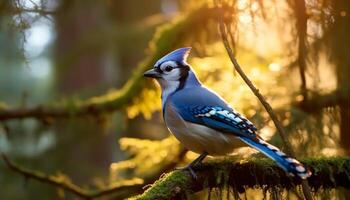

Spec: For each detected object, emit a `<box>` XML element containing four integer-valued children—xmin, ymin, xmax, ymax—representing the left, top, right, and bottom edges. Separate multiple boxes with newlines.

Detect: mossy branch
<box><xmin>0</xmin><ymin>4</ymin><xmax>230</xmax><ymax>122</ymax></box>
<box><xmin>131</xmin><ymin>157</ymin><xmax>350</xmax><ymax>200</ymax></box>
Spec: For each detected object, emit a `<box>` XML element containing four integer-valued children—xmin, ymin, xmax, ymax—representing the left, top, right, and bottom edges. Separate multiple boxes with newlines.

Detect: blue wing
<box><xmin>169</xmin><ymin>86</ymin><xmax>258</xmax><ymax>140</ymax></box>
<box><xmin>181</xmin><ymin>105</ymin><xmax>258</xmax><ymax>139</ymax></box>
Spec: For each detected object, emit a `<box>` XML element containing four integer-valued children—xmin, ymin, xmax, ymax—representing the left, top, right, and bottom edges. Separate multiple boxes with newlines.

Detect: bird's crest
<box><xmin>155</xmin><ymin>47</ymin><xmax>191</xmax><ymax>66</ymax></box>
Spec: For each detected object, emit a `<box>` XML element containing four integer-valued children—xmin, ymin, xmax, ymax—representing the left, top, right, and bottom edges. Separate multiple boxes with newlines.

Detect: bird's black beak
<box><xmin>143</xmin><ymin>69</ymin><xmax>161</xmax><ymax>78</ymax></box>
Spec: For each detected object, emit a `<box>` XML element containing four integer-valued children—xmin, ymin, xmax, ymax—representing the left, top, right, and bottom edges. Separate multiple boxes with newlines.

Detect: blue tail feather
<box><xmin>239</xmin><ymin>136</ymin><xmax>311</xmax><ymax>179</ymax></box>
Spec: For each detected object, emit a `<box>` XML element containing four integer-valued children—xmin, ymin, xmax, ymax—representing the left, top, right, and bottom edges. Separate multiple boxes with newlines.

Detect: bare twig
<box><xmin>215</xmin><ymin>2</ymin><xmax>313</xmax><ymax>199</ymax></box>
<box><xmin>1</xmin><ymin>154</ymin><xmax>143</xmax><ymax>199</ymax></box>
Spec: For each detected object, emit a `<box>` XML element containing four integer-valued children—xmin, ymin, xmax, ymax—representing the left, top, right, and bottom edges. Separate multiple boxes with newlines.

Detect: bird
<box><xmin>143</xmin><ymin>47</ymin><xmax>311</xmax><ymax>179</ymax></box>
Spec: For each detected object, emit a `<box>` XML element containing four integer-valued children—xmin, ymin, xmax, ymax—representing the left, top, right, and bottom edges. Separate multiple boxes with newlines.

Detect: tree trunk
<box><xmin>52</xmin><ymin>0</ymin><xmax>117</xmax><ymax>187</ymax></box>
<box><xmin>328</xmin><ymin>0</ymin><xmax>350</xmax><ymax>154</ymax></box>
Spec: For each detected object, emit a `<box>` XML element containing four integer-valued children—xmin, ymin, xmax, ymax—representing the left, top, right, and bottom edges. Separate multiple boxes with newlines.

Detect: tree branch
<box><xmin>1</xmin><ymin>154</ymin><xmax>143</xmax><ymax>199</ymax></box>
<box><xmin>215</xmin><ymin>2</ymin><xmax>313</xmax><ymax>199</ymax></box>
<box><xmin>132</xmin><ymin>157</ymin><xmax>350</xmax><ymax>199</ymax></box>
<box><xmin>0</xmin><ymin>4</ymin><xmax>230</xmax><ymax>122</ymax></box>
<box><xmin>297</xmin><ymin>90</ymin><xmax>350</xmax><ymax>113</ymax></box>
<box><xmin>2</xmin><ymin>147</ymin><xmax>187</xmax><ymax>199</ymax></box>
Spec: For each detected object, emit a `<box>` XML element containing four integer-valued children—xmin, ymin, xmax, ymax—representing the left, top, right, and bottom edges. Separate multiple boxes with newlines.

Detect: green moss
<box><xmin>302</xmin><ymin>157</ymin><xmax>350</xmax><ymax>175</ymax></box>
<box><xmin>129</xmin><ymin>171</ymin><xmax>189</xmax><ymax>200</ymax></box>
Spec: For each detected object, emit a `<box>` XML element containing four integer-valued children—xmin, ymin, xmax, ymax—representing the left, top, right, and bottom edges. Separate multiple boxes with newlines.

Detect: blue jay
<box><xmin>144</xmin><ymin>47</ymin><xmax>311</xmax><ymax>179</ymax></box>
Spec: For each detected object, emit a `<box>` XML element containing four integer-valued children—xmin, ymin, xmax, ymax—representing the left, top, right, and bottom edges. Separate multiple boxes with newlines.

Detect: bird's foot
<box><xmin>175</xmin><ymin>152</ymin><xmax>208</xmax><ymax>180</ymax></box>
<box><xmin>175</xmin><ymin>165</ymin><xmax>198</xmax><ymax>179</ymax></box>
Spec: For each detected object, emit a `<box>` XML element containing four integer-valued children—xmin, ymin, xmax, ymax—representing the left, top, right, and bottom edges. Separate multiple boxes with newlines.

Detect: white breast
<box><xmin>164</xmin><ymin>103</ymin><xmax>245</xmax><ymax>155</ymax></box>
<box><xmin>157</xmin><ymin>79</ymin><xmax>180</xmax><ymax>107</ymax></box>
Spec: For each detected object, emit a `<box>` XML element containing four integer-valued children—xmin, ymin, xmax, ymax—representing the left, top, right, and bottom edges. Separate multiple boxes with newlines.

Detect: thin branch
<box><xmin>215</xmin><ymin>2</ymin><xmax>313</xmax><ymax>199</ymax></box>
<box><xmin>217</xmin><ymin>3</ymin><xmax>293</xmax><ymax>159</ymax></box>
<box><xmin>132</xmin><ymin>157</ymin><xmax>350</xmax><ymax>199</ymax></box>
<box><xmin>10</xmin><ymin>0</ymin><xmax>56</xmax><ymax>15</ymax></box>
<box><xmin>13</xmin><ymin>7</ymin><xmax>56</xmax><ymax>15</ymax></box>
<box><xmin>1</xmin><ymin>154</ymin><xmax>143</xmax><ymax>199</ymax></box>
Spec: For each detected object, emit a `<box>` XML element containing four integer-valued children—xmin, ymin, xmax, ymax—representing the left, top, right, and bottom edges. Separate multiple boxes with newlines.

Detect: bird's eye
<box><xmin>164</xmin><ymin>65</ymin><xmax>173</xmax><ymax>72</ymax></box>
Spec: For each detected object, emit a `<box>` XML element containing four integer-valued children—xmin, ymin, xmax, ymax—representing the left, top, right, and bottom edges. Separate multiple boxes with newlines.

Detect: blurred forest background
<box><xmin>0</xmin><ymin>0</ymin><xmax>349</xmax><ymax>199</ymax></box>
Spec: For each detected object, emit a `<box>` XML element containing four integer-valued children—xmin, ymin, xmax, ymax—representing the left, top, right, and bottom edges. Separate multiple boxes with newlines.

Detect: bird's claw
<box><xmin>175</xmin><ymin>166</ymin><xmax>198</xmax><ymax>179</ymax></box>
